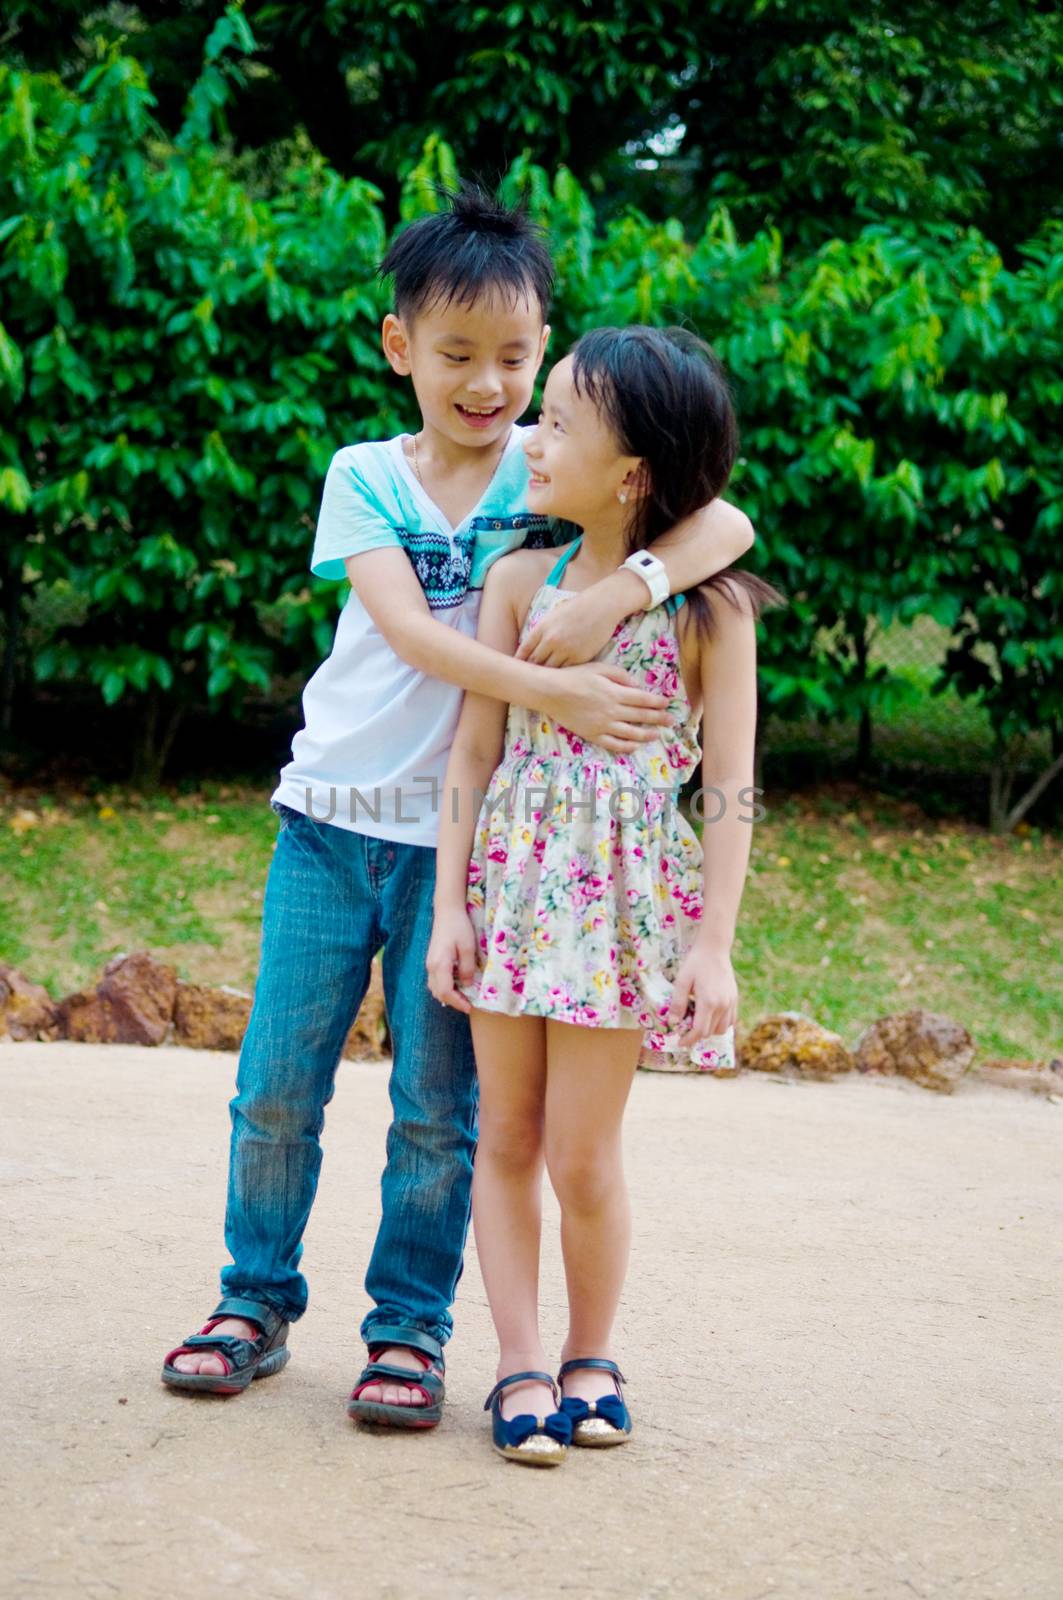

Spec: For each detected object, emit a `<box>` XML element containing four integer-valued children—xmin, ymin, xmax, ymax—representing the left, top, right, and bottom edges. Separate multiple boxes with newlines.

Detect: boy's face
<box><xmin>382</xmin><ymin>293</ymin><xmax>549</xmax><ymax>453</ymax></box>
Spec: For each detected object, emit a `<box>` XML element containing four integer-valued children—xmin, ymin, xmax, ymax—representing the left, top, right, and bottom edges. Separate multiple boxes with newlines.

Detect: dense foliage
<box><xmin>0</xmin><ymin>10</ymin><xmax>1060</xmax><ymax>825</ymax></box>
<box><xmin>7</xmin><ymin>1</ymin><xmax>1061</xmax><ymax>251</ymax></box>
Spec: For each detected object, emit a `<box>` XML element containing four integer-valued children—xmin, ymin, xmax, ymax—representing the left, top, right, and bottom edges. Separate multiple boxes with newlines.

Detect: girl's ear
<box><xmin>622</xmin><ymin>460</ymin><xmax>652</xmax><ymax>500</ymax></box>
<box><xmin>382</xmin><ymin>313</ymin><xmax>412</xmax><ymax>376</ymax></box>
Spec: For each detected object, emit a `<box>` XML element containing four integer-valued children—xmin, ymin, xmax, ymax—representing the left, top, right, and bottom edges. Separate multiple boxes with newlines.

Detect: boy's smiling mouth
<box><xmin>455</xmin><ymin>402</ymin><xmax>505</xmax><ymax>428</ymax></box>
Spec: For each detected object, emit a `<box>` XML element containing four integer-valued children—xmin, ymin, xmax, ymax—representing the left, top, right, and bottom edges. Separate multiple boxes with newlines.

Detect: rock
<box><xmin>967</xmin><ymin>1056</ymin><xmax>1063</xmax><ymax>1100</ymax></box>
<box><xmin>97</xmin><ymin>952</ymin><xmax>178</xmax><ymax>1045</ymax></box>
<box><xmin>173</xmin><ymin>982</ymin><xmax>252</xmax><ymax>1052</ymax></box>
<box><xmin>854</xmin><ymin>1008</ymin><xmax>974</xmax><ymax>1093</ymax></box>
<box><xmin>0</xmin><ymin>964</ymin><xmax>60</xmax><ymax>1041</ymax></box>
<box><xmin>57</xmin><ymin>988</ymin><xmax>121</xmax><ymax>1044</ymax></box>
<box><xmin>739</xmin><ymin>1012</ymin><xmax>853</xmax><ymax>1080</ymax></box>
<box><xmin>343</xmin><ymin>958</ymin><xmax>389</xmax><ymax>1061</ymax></box>
<box><xmin>57</xmin><ymin>951</ymin><xmax>178</xmax><ymax>1046</ymax></box>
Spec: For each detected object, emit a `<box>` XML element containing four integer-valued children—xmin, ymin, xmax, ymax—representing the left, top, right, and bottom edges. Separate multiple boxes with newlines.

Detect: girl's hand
<box><xmin>516</xmin><ymin>584</ymin><xmax>625</xmax><ymax>667</ymax></box>
<box><xmin>426</xmin><ymin>906</ymin><xmax>478</xmax><ymax>1013</ymax></box>
<box><xmin>665</xmin><ymin>943</ymin><xmax>738</xmax><ymax>1043</ymax></box>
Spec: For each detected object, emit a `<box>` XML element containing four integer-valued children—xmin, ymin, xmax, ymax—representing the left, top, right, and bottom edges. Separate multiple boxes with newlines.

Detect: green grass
<box><xmin>1</xmin><ymin>781</ymin><xmax>1058</xmax><ymax>1063</ymax></box>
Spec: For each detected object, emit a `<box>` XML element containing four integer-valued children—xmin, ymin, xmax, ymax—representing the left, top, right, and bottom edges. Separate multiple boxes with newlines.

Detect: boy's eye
<box><xmin>443</xmin><ymin>354</ymin><xmax>469</xmax><ymax>364</ymax></box>
<box><xmin>503</xmin><ymin>358</ymin><xmax>527</xmax><ymax>368</ymax></box>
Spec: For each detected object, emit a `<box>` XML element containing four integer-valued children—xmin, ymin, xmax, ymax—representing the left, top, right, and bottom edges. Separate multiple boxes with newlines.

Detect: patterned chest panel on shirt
<box><xmin>402</xmin><ymin>526</ymin><xmax>475</xmax><ymax>611</ymax></box>
<box><xmin>404</xmin><ymin>513</ymin><xmax>552</xmax><ymax>609</ymax></box>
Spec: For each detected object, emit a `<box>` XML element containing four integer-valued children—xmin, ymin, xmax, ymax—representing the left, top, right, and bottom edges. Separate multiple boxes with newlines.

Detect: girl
<box><xmin>426</xmin><ymin>325</ymin><xmax>784</xmax><ymax>1465</ymax></box>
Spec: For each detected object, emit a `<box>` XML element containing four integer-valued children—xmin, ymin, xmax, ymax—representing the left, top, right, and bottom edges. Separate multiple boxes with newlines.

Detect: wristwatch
<box><xmin>621</xmin><ymin>549</ymin><xmax>670</xmax><ymax>609</ymax></box>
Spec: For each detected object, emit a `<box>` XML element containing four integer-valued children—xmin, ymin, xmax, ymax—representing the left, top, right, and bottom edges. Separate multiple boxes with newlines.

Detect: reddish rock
<box><xmin>173</xmin><ymin>982</ymin><xmax>252</xmax><ymax>1052</ymax></box>
<box><xmin>343</xmin><ymin>958</ymin><xmax>389</xmax><ymax>1061</ymax></box>
<box><xmin>854</xmin><ymin>1008</ymin><xmax>974</xmax><ymax>1093</ymax></box>
<box><xmin>96</xmin><ymin>952</ymin><xmax>178</xmax><ymax>1045</ymax></box>
<box><xmin>739</xmin><ymin>1012</ymin><xmax>853</xmax><ymax>1080</ymax></box>
<box><xmin>0</xmin><ymin>964</ymin><xmax>60</xmax><ymax>1041</ymax></box>
<box><xmin>57</xmin><ymin>988</ymin><xmax>121</xmax><ymax>1044</ymax></box>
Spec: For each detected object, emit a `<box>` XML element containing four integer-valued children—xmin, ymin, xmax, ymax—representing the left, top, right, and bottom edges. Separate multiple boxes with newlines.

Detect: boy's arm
<box><xmin>516</xmin><ymin>498</ymin><xmax>755</xmax><ymax>668</ymax></box>
<box><xmin>344</xmin><ymin>547</ymin><xmax>672</xmax><ymax>755</ymax></box>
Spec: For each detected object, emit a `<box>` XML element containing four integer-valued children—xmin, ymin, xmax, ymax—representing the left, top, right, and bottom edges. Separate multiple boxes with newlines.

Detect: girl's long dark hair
<box><xmin>570</xmin><ymin>325</ymin><xmax>786</xmax><ymax>639</ymax></box>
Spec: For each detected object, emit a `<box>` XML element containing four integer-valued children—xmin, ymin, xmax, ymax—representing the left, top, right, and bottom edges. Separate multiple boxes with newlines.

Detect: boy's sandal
<box><xmin>161</xmin><ymin>1296</ymin><xmax>291</xmax><ymax>1396</ymax></box>
<box><xmin>346</xmin><ymin>1324</ymin><xmax>446</xmax><ymax>1429</ymax></box>
<box><xmin>558</xmin><ymin>1357</ymin><xmax>632</xmax><ymax>1447</ymax></box>
<box><xmin>484</xmin><ymin>1370</ymin><xmax>573</xmax><ymax>1467</ymax></box>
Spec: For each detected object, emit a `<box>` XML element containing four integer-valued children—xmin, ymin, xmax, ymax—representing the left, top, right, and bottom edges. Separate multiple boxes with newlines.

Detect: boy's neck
<box><xmin>413</xmin><ymin>421</ymin><xmax>512</xmax><ymax>475</ymax></box>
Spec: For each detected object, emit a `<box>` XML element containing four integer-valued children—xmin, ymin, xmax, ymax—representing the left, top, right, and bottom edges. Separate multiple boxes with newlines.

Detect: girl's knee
<box><xmin>476</xmin><ymin>1110</ymin><xmax>543</xmax><ymax>1175</ymax></box>
<box><xmin>546</xmin><ymin>1142</ymin><xmax>621</xmax><ymax>1212</ymax></box>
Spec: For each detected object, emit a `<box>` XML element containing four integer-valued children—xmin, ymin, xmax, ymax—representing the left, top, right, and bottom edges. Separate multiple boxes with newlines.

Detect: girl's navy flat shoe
<box><xmin>558</xmin><ymin>1357</ymin><xmax>632</xmax><ymax>1447</ymax></box>
<box><xmin>484</xmin><ymin>1370</ymin><xmax>573</xmax><ymax>1467</ymax></box>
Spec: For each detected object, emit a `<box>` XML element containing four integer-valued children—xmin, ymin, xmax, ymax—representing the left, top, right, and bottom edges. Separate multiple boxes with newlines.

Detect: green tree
<box><xmin>6</xmin><ymin>2</ymin><xmax>1061</xmax><ymax>247</ymax></box>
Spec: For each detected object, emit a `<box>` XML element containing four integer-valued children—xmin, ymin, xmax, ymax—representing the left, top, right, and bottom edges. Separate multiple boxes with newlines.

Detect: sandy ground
<box><xmin>1</xmin><ymin>1042</ymin><xmax>1061</xmax><ymax>1600</ymax></box>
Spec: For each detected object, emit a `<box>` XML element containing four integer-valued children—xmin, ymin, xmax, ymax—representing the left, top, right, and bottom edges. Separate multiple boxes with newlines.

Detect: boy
<box><xmin>161</xmin><ymin>185</ymin><xmax>753</xmax><ymax>1424</ymax></box>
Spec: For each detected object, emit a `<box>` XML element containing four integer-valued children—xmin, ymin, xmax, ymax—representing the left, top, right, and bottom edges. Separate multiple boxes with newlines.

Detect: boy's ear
<box><xmin>382</xmin><ymin>313</ymin><xmax>412</xmax><ymax>376</ymax></box>
<box><xmin>534</xmin><ymin>323</ymin><xmax>551</xmax><ymax>370</ymax></box>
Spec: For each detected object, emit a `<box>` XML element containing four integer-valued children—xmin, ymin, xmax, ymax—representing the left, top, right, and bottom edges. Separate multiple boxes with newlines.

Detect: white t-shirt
<box><xmin>271</xmin><ymin>428</ymin><xmax>552</xmax><ymax>847</ymax></box>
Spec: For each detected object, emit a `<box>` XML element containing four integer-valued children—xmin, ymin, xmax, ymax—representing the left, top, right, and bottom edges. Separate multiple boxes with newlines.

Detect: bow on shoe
<box><xmin>560</xmin><ymin>1393</ymin><xmax>628</xmax><ymax>1430</ymax></box>
<box><xmin>502</xmin><ymin>1410</ymin><xmax>574</xmax><ymax>1449</ymax></box>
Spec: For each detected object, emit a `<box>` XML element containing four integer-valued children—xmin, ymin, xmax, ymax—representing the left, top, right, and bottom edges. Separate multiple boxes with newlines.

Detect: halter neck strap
<box><xmin>544</xmin><ymin>538</ymin><xmax>582</xmax><ymax>587</ymax></box>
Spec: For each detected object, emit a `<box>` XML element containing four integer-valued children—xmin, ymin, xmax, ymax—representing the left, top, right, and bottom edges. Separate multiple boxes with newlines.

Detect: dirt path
<box><xmin>2</xmin><ymin>1042</ymin><xmax>1061</xmax><ymax>1600</ymax></box>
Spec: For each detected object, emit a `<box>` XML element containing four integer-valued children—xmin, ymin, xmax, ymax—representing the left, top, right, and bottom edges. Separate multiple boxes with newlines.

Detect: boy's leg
<box><xmin>357</xmin><ymin>836</ymin><xmax>478</xmax><ymax>1401</ymax></box>
<box><xmin>171</xmin><ymin>805</ymin><xmax>379</xmax><ymax>1376</ymax></box>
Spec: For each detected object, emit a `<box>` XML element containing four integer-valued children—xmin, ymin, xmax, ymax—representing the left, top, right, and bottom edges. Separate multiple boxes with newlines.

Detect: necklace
<box><xmin>410</xmin><ymin>427</ymin><xmax>510</xmax><ymax>490</ymax></box>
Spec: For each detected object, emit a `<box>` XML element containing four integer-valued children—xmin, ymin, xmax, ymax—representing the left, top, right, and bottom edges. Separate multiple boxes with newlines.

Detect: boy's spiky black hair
<box><xmin>378</xmin><ymin>181</ymin><xmax>554</xmax><ymax>322</ymax></box>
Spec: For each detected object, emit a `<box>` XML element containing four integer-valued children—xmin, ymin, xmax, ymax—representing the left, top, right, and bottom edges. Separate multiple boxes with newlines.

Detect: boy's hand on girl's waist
<box><xmin>544</xmin><ymin>663</ymin><xmax>673</xmax><ymax>755</ymax></box>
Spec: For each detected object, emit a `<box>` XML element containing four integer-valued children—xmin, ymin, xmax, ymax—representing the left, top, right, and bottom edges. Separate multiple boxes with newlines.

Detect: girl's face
<box><xmin>523</xmin><ymin>356</ymin><xmax>641</xmax><ymax>527</ymax></box>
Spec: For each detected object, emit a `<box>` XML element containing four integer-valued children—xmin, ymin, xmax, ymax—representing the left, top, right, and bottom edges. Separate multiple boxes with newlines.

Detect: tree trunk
<box><xmin>130</xmin><ymin>689</ymin><xmax>184</xmax><ymax>792</ymax></box>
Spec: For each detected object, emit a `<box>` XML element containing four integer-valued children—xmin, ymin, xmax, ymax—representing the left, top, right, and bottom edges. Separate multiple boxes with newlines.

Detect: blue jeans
<box><xmin>219</xmin><ymin>802</ymin><xmax>478</xmax><ymax>1347</ymax></box>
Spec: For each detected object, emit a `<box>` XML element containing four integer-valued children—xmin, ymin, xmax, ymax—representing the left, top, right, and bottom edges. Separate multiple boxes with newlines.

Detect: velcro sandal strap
<box><xmin>179</xmin><ymin>1333</ymin><xmax>261</xmax><ymax>1372</ymax></box>
<box><xmin>364</xmin><ymin>1323</ymin><xmax>444</xmax><ymax>1366</ymax></box>
<box><xmin>557</xmin><ymin>1357</ymin><xmax>626</xmax><ymax>1384</ymax></box>
<box><xmin>352</xmin><ymin>1361</ymin><xmax>444</xmax><ymax>1403</ymax></box>
<box><xmin>210</xmin><ymin>1296</ymin><xmax>282</xmax><ymax>1334</ymax></box>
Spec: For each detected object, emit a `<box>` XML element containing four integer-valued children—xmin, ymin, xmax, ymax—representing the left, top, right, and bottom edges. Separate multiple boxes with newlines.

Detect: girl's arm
<box><xmin>426</xmin><ymin>559</ymin><xmax>522</xmax><ymax>1011</ymax></box>
<box><xmin>666</xmin><ymin>583</ymin><xmax>759</xmax><ymax>1042</ymax></box>
<box><xmin>516</xmin><ymin>498</ymin><xmax>755</xmax><ymax>667</ymax></box>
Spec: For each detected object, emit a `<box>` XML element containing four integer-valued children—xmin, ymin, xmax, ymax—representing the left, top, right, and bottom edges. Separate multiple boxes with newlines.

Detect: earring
<box><xmin>618</xmin><ymin>491</ymin><xmax>628</xmax><ymax>504</ymax></box>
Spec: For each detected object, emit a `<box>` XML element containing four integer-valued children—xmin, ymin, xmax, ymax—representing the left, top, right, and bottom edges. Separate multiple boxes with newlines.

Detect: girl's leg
<box><xmin>470</xmin><ymin>1008</ymin><xmax>553</xmax><ymax>1420</ymax></box>
<box><xmin>544</xmin><ymin>1019</ymin><xmax>643</xmax><ymax>1404</ymax></box>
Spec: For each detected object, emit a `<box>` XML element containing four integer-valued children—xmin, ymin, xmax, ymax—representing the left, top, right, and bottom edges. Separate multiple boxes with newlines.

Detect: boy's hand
<box><xmin>516</xmin><ymin>579</ymin><xmax>635</xmax><ymax>667</ymax></box>
<box><xmin>544</xmin><ymin>663</ymin><xmax>672</xmax><ymax>754</ymax></box>
<box><xmin>426</xmin><ymin>907</ymin><xmax>477</xmax><ymax>1013</ymax></box>
<box><xmin>664</xmin><ymin>943</ymin><xmax>738</xmax><ymax>1043</ymax></box>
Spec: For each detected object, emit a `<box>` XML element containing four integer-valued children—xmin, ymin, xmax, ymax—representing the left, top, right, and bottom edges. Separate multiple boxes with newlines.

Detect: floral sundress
<box><xmin>460</xmin><ymin>537</ymin><xmax>736</xmax><ymax>1072</ymax></box>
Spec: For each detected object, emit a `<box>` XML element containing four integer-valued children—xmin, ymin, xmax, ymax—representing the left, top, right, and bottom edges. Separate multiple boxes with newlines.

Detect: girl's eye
<box><xmin>503</xmin><ymin>358</ymin><xmax>527</xmax><ymax>368</ymax></box>
<box><xmin>443</xmin><ymin>354</ymin><xmax>469</xmax><ymax>364</ymax></box>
